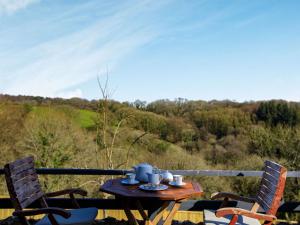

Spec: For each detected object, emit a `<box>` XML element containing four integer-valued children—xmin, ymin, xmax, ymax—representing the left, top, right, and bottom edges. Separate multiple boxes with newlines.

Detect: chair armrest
<box><xmin>13</xmin><ymin>207</ymin><xmax>71</xmax><ymax>218</ymax></box>
<box><xmin>45</xmin><ymin>188</ymin><xmax>87</xmax><ymax>209</ymax></box>
<box><xmin>45</xmin><ymin>188</ymin><xmax>87</xmax><ymax>197</ymax></box>
<box><xmin>216</xmin><ymin>207</ymin><xmax>276</xmax><ymax>222</ymax></box>
<box><xmin>211</xmin><ymin>192</ymin><xmax>256</xmax><ymax>203</ymax></box>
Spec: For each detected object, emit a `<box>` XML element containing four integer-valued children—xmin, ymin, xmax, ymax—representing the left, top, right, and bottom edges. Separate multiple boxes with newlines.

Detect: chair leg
<box><xmin>228</xmin><ymin>215</ymin><xmax>238</xmax><ymax>225</ymax></box>
<box><xmin>19</xmin><ymin>216</ymin><xmax>31</xmax><ymax>225</ymax></box>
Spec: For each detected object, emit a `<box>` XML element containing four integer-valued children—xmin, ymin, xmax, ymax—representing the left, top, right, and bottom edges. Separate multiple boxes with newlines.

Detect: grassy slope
<box><xmin>75</xmin><ymin>109</ymin><xmax>97</xmax><ymax>128</ymax></box>
<box><xmin>31</xmin><ymin>105</ymin><xmax>97</xmax><ymax>129</ymax></box>
<box><xmin>57</xmin><ymin>105</ymin><xmax>205</xmax><ymax>170</ymax></box>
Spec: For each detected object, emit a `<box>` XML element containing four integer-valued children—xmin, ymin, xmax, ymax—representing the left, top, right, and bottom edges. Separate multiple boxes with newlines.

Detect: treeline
<box><xmin>2</xmin><ymin>94</ymin><xmax>300</xmax><ymax>127</ymax></box>
<box><xmin>0</xmin><ymin>94</ymin><xmax>100</xmax><ymax>110</ymax></box>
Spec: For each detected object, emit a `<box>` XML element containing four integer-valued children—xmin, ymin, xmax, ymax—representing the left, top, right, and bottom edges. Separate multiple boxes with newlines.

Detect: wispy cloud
<box><xmin>0</xmin><ymin>1</ymin><xmax>171</xmax><ymax>98</ymax></box>
<box><xmin>0</xmin><ymin>0</ymin><xmax>38</xmax><ymax>14</ymax></box>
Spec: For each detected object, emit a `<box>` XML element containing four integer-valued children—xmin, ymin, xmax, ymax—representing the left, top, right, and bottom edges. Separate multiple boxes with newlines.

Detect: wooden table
<box><xmin>100</xmin><ymin>178</ymin><xmax>203</xmax><ymax>225</ymax></box>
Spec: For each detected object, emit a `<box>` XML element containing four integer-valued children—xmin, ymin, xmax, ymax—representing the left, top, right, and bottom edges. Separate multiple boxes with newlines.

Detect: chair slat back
<box><xmin>4</xmin><ymin>156</ymin><xmax>45</xmax><ymax>210</ymax></box>
<box><xmin>255</xmin><ymin>160</ymin><xmax>287</xmax><ymax>215</ymax></box>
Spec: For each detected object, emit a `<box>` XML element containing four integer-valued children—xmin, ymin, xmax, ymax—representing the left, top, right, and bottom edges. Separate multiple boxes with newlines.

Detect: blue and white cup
<box><xmin>147</xmin><ymin>172</ymin><xmax>162</xmax><ymax>185</ymax></box>
<box><xmin>173</xmin><ymin>175</ymin><xmax>183</xmax><ymax>185</ymax></box>
<box><xmin>125</xmin><ymin>173</ymin><xmax>136</xmax><ymax>184</ymax></box>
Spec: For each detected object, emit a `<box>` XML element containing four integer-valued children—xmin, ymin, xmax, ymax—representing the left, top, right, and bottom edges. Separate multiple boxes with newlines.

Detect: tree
<box><xmin>256</xmin><ymin>101</ymin><xmax>299</xmax><ymax>126</ymax></box>
<box><xmin>95</xmin><ymin>76</ymin><xmax>136</xmax><ymax>170</ymax></box>
<box><xmin>133</xmin><ymin>99</ymin><xmax>147</xmax><ymax>110</ymax></box>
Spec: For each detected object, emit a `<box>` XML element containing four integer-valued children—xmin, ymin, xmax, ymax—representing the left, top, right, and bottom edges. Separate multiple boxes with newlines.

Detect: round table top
<box><xmin>100</xmin><ymin>178</ymin><xmax>203</xmax><ymax>201</ymax></box>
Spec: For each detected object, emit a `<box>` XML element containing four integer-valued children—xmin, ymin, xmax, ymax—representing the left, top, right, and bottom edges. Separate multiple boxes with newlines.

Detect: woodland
<box><xmin>0</xmin><ymin>94</ymin><xmax>299</xmax><ymax>213</ymax></box>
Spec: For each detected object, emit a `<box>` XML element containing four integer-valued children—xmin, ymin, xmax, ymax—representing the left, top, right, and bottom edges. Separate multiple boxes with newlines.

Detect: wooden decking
<box><xmin>0</xmin><ymin>209</ymin><xmax>203</xmax><ymax>223</ymax></box>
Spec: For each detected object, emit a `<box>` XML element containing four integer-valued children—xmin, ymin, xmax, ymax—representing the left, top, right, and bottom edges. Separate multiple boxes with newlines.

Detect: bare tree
<box><xmin>95</xmin><ymin>75</ymin><xmax>129</xmax><ymax>170</ymax></box>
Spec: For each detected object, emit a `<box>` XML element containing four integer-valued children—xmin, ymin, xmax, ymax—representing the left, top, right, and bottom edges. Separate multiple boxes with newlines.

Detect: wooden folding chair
<box><xmin>204</xmin><ymin>160</ymin><xmax>287</xmax><ymax>225</ymax></box>
<box><xmin>4</xmin><ymin>156</ymin><xmax>98</xmax><ymax>225</ymax></box>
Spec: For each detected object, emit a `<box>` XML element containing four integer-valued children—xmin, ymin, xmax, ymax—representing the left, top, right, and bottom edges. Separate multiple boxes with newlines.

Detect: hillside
<box><xmin>0</xmin><ymin>94</ymin><xmax>299</xmax><ymax>203</ymax></box>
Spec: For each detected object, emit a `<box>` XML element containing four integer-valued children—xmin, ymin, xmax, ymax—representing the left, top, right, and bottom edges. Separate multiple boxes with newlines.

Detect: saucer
<box><xmin>139</xmin><ymin>183</ymin><xmax>168</xmax><ymax>191</ymax></box>
<box><xmin>121</xmin><ymin>179</ymin><xmax>140</xmax><ymax>185</ymax></box>
<box><xmin>169</xmin><ymin>181</ymin><xmax>186</xmax><ymax>187</ymax></box>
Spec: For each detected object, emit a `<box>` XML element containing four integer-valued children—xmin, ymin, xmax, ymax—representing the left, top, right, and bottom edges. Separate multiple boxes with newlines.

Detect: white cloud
<box><xmin>0</xmin><ymin>0</ymin><xmax>38</xmax><ymax>14</ymax></box>
<box><xmin>56</xmin><ymin>89</ymin><xmax>83</xmax><ymax>99</ymax></box>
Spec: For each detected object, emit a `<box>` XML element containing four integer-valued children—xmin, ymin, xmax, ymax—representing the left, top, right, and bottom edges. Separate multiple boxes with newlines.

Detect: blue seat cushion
<box><xmin>36</xmin><ymin>207</ymin><xmax>98</xmax><ymax>225</ymax></box>
<box><xmin>204</xmin><ymin>210</ymin><xmax>261</xmax><ymax>225</ymax></box>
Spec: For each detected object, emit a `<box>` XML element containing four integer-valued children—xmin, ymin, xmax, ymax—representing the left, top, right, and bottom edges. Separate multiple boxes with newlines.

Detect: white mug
<box><xmin>125</xmin><ymin>173</ymin><xmax>136</xmax><ymax>183</ymax></box>
<box><xmin>173</xmin><ymin>175</ymin><xmax>183</xmax><ymax>185</ymax></box>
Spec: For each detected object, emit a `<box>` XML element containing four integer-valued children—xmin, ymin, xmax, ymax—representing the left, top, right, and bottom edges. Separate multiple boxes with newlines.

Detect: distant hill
<box><xmin>0</xmin><ymin>94</ymin><xmax>299</xmax><ymax>201</ymax></box>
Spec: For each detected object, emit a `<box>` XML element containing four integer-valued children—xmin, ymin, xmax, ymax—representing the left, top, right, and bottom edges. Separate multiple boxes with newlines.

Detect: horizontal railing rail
<box><xmin>0</xmin><ymin>168</ymin><xmax>299</xmax><ymax>177</ymax></box>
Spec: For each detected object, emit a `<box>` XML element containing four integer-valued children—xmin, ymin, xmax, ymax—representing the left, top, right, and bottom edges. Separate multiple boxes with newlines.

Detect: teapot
<box><xmin>161</xmin><ymin>170</ymin><xmax>173</xmax><ymax>183</ymax></box>
<box><xmin>133</xmin><ymin>163</ymin><xmax>153</xmax><ymax>182</ymax></box>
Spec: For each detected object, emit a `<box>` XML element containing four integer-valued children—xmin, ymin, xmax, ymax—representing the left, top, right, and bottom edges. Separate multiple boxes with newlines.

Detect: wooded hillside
<box><xmin>0</xmin><ymin>94</ymin><xmax>299</xmax><ymax>205</ymax></box>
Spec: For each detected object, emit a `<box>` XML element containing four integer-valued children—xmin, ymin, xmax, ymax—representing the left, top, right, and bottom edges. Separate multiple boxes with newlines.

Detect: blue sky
<box><xmin>0</xmin><ymin>0</ymin><xmax>300</xmax><ymax>102</ymax></box>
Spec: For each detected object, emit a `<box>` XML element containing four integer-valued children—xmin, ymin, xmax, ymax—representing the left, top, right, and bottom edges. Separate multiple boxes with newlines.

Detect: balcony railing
<box><xmin>0</xmin><ymin>168</ymin><xmax>299</xmax><ymax>213</ymax></box>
